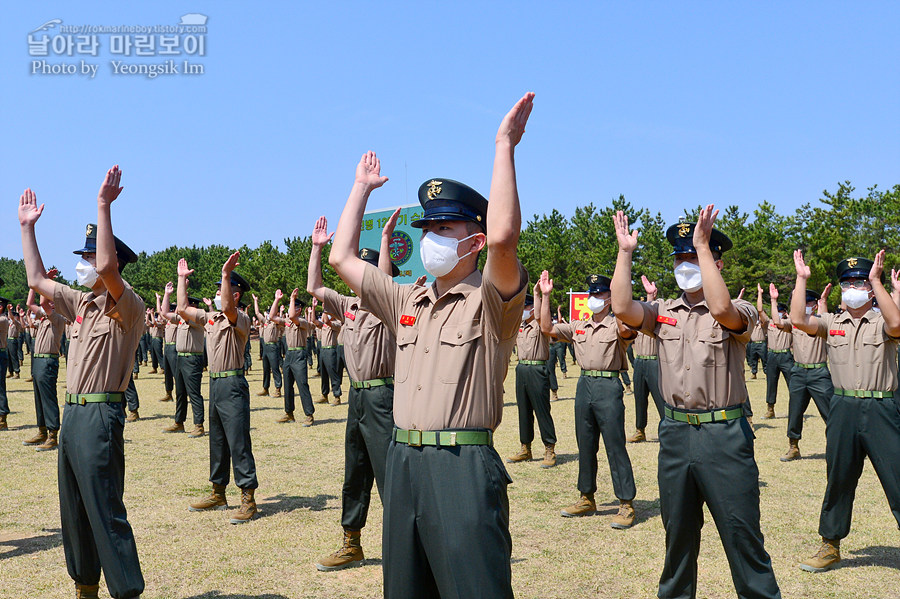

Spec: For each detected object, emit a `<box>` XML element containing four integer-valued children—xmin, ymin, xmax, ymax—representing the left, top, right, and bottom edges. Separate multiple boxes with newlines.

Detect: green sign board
<box><xmin>359</xmin><ymin>204</ymin><xmax>428</xmax><ymax>284</ymax></box>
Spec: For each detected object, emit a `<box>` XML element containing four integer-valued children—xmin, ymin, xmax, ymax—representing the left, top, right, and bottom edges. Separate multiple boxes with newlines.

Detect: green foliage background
<box><xmin>1</xmin><ymin>182</ymin><xmax>896</xmax><ymax>311</ymax></box>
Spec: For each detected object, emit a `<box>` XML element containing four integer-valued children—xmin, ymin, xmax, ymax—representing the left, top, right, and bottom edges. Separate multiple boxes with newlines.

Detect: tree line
<box><xmin>0</xmin><ymin>182</ymin><xmax>897</xmax><ymax>312</ymax></box>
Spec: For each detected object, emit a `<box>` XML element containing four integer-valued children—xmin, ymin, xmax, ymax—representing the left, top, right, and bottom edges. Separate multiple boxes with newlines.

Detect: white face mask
<box><xmin>674</xmin><ymin>261</ymin><xmax>703</xmax><ymax>292</ymax></box>
<box><xmin>874</xmin><ymin>307</ymin><xmax>882</xmax><ymax>313</ymax></box>
<box><xmin>419</xmin><ymin>231</ymin><xmax>477</xmax><ymax>278</ymax></box>
<box><xmin>587</xmin><ymin>296</ymin><xmax>606</xmax><ymax>313</ymax></box>
<box><xmin>214</xmin><ymin>296</ymin><xmax>223</xmax><ymax>310</ymax></box>
<box><xmin>75</xmin><ymin>258</ymin><xmax>99</xmax><ymax>288</ymax></box>
<box><xmin>805</xmin><ymin>306</ymin><xmax>814</xmax><ymax>315</ymax></box>
<box><xmin>522</xmin><ymin>308</ymin><xmax>534</xmax><ymax>321</ymax></box>
<box><xmin>842</xmin><ymin>288</ymin><xmax>871</xmax><ymax>309</ymax></box>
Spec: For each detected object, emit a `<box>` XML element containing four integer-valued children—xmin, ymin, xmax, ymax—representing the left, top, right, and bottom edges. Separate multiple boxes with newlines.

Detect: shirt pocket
<box><xmin>862</xmin><ymin>333</ymin><xmax>885</xmax><ymax>364</ymax></box>
<box><xmin>88</xmin><ymin>318</ymin><xmax>111</xmax><ymax>340</ymax></box>
<box><xmin>826</xmin><ymin>335</ymin><xmax>850</xmax><ymax>364</ymax></box>
<box><xmin>696</xmin><ymin>325</ymin><xmax>730</xmax><ymax>367</ymax></box>
<box><xmin>656</xmin><ymin>325</ymin><xmax>682</xmax><ymax>363</ymax></box>
<box><xmin>438</xmin><ymin>322</ymin><xmax>482</xmax><ymax>384</ymax></box>
<box><xmin>395</xmin><ymin>326</ymin><xmax>418</xmax><ymax>383</ymax></box>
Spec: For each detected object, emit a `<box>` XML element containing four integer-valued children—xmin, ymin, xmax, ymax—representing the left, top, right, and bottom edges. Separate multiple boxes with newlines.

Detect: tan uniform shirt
<box><xmin>633</xmin><ymin>331</ymin><xmax>658</xmax><ymax>358</ymax></box>
<box><xmin>766</xmin><ymin>316</ymin><xmax>792</xmax><ymax>351</ymax></box>
<box><xmin>151</xmin><ymin>319</ymin><xmax>165</xmax><ymax>338</ymax></box>
<box><xmin>176</xmin><ymin>316</ymin><xmax>205</xmax><ymax>353</ymax></box>
<box><xmin>750</xmin><ymin>319</ymin><xmax>766</xmax><ymax>343</ymax></box>
<box><xmin>53</xmin><ymin>283</ymin><xmax>144</xmax><ymax>394</ymax></box>
<box><xmin>323</xmin><ymin>288</ymin><xmax>395</xmax><ymax>381</ymax></box>
<box><xmin>516</xmin><ymin>318</ymin><xmax>549</xmax><ymax>361</ymax></box>
<box><xmin>203</xmin><ymin>309</ymin><xmax>251</xmax><ymax>372</ymax></box>
<box><xmin>552</xmin><ymin>313</ymin><xmax>629</xmax><ymax>371</ymax></box>
<box><xmin>260</xmin><ymin>320</ymin><xmax>282</xmax><ymax>344</ymax></box>
<box><xmin>635</xmin><ymin>295</ymin><xmax>756</xmax><ymax>410</ymax></box>
<box><xmin>815</xmin><ymin>310</ymin><xmax>899</xmax><ymax>392</ymax></box>
<box><xmin>164</xmin><ymin>320</ymin><xmax>177</xmax><ymax>344</ymax></box>
<box><xmin>34</xmin><ymin>312</ymin><xmax>67</xmax><ymax>354</ymax></box>
<box><xmin>7</xmin><ymin>319</ymin><xmax>20</xmax><ymax>339</ymax></box>
<box><xmin>792</xmin><ymin>321</ymin><xmax>827</xmax><ymax>364</ymax></box>
<box><xmin>360</xmin><ymin>262</ymin><xmax>527</xmax><ymax>431</ymax></box>
<box><xmin>0</xmin><ymin>316</ymin><xmax>8</xmax><ymax>349</ymax></box>
<box><xmin>319</xmin><ymin>319</ymin><xmax>341</xmax><ymax>347</ymax></box>
<box><xmin>284</xmin><ymin>316</ymin><xmax>312</xmax><ymax>348</ymax></box>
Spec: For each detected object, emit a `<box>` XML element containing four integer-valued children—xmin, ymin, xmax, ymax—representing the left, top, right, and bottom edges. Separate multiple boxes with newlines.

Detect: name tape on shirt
<box><xmin>76</xmin><ymin>316</ymin><xmax>83</xmax><ymax>324</ymax></box>
<box><xmin>657</xmin><ymin>315</ymin><xmax>677</xmax><ymax>326</ymax></box>
<box><xmin>576</xmin><ymin>330</ymin><xmax>586</xmax><ymax>335</ymax></box>
<box><xmin>829</xmin><ymin>329</ymin><xmax>846</xmax><ymax>336</ymax></box>
<box><xmin>344</xmin><ymin>311</ymin><xmax>356</xmax><ymax>321</ymax></box>
<box><xmin>209</xmin><ymin>319</ymin><xmax>214</xmax><ymax>325</ymax></box>
<box><xmin>400</xmin><ymin>315</ymin><xmax>416</xmax><ymax>326</ymax></box>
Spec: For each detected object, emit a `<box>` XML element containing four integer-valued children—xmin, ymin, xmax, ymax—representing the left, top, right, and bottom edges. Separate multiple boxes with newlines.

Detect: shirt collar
<box><xmin>417</xmin><ymin>269</ymin><xmax>482</xmax><ymax>305</ymax></box>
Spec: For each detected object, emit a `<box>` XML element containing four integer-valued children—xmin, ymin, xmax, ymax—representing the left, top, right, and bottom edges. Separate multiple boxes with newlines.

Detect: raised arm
<box><xmin>610</xmin><ymin>210</ymin><xmax>646</xmax><ymax>328</ymax></box>
<box><xmin>18</xmin><ymin>189</ymin><xmax>57</xmax><ymax>299</ymax></box>
<box><xmin>268</xmin><ymin>289</ymin><xmax>286</xmax><ymax>324</ymax></box>
<box><xmin>307</xmin><ymin>216</ymin><xmax>333</xmax><ymax>302</ymax></box>
<box><xmin>790</xmin><ymin>250</ymin><xmax>819</xmax><ymax>335</ymax></box>
<box><xmin>176</xmin><ymin>259</ymin><xmax>203</xmax><ymax>323</ymax></box>
<box><xmin>891</xmin><ymin>269</ymin><xmax>900</xmax><ymax>310</ymax></box>
<box><xmin>379</xmin><ymin>208</ymin><xmax>401</xmax><ymax>276</ymax></box>
<box><xmin>252</xmin><ymin>294</ymin><xmax>266</xmax><ymax>324</ymax></box>
<box><xmin>756</xmin><ymin>284</ymin><xmax>769</xmax><ymax>326</ymax></box>
<box><xmin>220</xmin><ymin>251</ymin><xmax>240</xmax><ymax>324</ymax></box>
<box><xmin>769</xmin><ymin>284</ymin><xmax>783</xmax><ymax>326</ymax></box>
<box><xmin>160</xmin><ymin>282</ymin><xmax>178</xmax><ymax>322</ymax></box>
<box><xmin>538</xmin><ymin>271</ymin><xmax>555</xmax><ymax>336</ymax></box>
<box><xmin>25</xmin><ymin>288</ymin><xmax>41</xmax><ymax>315</ymax></box>
<box><xmin>482</xmin><ymin>92</ymin><xmax>534</xmax><ymax>300</ymax></box>
<box><xmin>694</xmin><ymin>205</ymin><xmax>745</xmax><ymax>330</ymax></box>
<box><xmin>329</xmin><ymin>152</ymin><xmax>390</xmax><ymax>294</ymax></box>
<box><xmin>288</xmin><ymin>288</ymin><xmax>301</xmax><ymax>323</ymax></box>
<box><xmin>95</xmin><ymin>166</ymin><xmax>126</xmax><ymax>301</ymax></box>
<box><xmin>531</xmin><ymin>281</ymin><xmax>542</xmax><ymax>327</ymax></box>
<box><xmin>870</xmin><ymin>250</ymin><xmax>900</xmax><ymax>337</ymax></box>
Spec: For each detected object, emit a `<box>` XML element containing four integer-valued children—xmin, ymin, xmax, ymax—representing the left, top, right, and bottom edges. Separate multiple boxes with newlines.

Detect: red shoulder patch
<box><xmin>657</xmin><ymin>315</ymin><xmax>677</xmax><ymax>326</ymax></box>
<box><xmin>400</xmin><ymin>315</ymin><xmax>416</xmax><ymax>326</ymax></box>
<box><xmin>208</xmin><ymin>319</ymin><xmax>214</xmax><ymax>326</ymax></box>
<box><xmin>76</xmin><ymin>315</ymin><xmax>83</xmax><ymax>324</ymax></box>
<box><xmin>344</xmin><ymin>311</ymin><xmax>356</xmax><ymax>321</ymax></box>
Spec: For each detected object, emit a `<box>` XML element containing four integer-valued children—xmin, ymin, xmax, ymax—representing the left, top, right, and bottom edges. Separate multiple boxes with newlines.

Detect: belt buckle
<box><xmin>407</xmin><ymin>429</ymin><xmax>422</xmax><ymax>447</ymax></box>
<box><xmin>448</xmin><ymin>432</ymin><xmax>457</xmax><ymax>447</ymax></box>
<box><xmin>78</xmin><ymin>395</ymin><xmax>86</xmax><ymax>406</ymax></box>
<box><xmin>686</xmin><ymin>413</ymin><xmax>700</xmax><ymax>426</ymax></box>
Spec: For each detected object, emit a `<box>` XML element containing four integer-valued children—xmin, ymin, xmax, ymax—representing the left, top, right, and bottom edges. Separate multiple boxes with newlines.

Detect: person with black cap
<box><xmin>279</xmin><ymin>289</ymin><xmax>315</xmax><ymax>425</ymax></box>
<box><xmin>539</xmin><ymin>272</ymin><xmax>637</xmax><ymax>526</ymax></box>
<box><xmin>328</xmin><ymin>92</ymin><xmax>533</xmax><ymax>598</ymax></box>
<box><xmin>0</xmin><ymin>285</ymin><xmax>11</xmax><ymax>431</ymax></box>
<box><xmin>253</xmin><ymin>291</ymin><xmax>285</xmax><ymax>399</ymax></box>
<box><xmin>310</xmin><ymin>214</ymin><xmax>400</xmax><ymax>572</ymax></box>
<box><xmin>509</xmin><ymin>284</ymin><xmax>558</xmax><ymax>468</ymax></box>
<box><xmin>760</xmin><ymin>283</ymin><xmax>794</xmax><ymax>419</ymax></box>
<box><xmin>186</xmin><ymin>253</ymin><xmax>259</xmax><ymax>524</ymax></box>
<box><xmin>19</xmin><ymin>168</ymin><xmax>146</xmax><ymax>599</ymax></box>
<box><xmin>782</xmin><ymin>285</ymin><xmax>832</xmax><ymax>462</ymax></box>
<box><xmin>611</xmin><ymin>207</ymin><xmax>781</xmax><ymax>599</ymax></box>
<box><xmin>160</xmin><ymin>279</ymin><xmax>206</xmax><ymax>438</ymax></box>
<box><xmin>792</xmin><ymin>250</ymin><xmax>900</xmax><ymax>573</ymax></box>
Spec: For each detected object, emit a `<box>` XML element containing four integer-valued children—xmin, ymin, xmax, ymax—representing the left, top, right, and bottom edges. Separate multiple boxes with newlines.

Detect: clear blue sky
<box><xmin>1</xmin><ymin>2</ymin><xmax>897</xmax><ymax>277</ymax></box>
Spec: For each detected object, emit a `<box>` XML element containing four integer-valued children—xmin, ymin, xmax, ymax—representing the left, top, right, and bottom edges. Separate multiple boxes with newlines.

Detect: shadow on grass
<box><xmin>841</xmin><ymin>545</ymin><xmax>900</xmax><ymax>570</ymax></box>
<box><xmin>0</xmin><ymin>528</ymin><xmax>62</xmax><ymax>559</ymax></box>
<box><xmin>553</xmin><ymin>453</ymin><xmax>579</xmax><ymax>466</ymax></box>
<box><xmin>310</xmin><ymin>418</ymin><xmax>347</xmax><ymax>426</ymax></box>
<box><xmin>257</xmin><ymin>493</ymin><xmax>338</xmax><ymax>516</ymax></box>
<box><xmin>804</xmin><ymin>453</ymin><xmax>826</xmax><ymax>460</ymax></box>
<box><xmin>182</xmin><ymin>593</ymin><xmax>291</xmax><ymax>599</ymax></box>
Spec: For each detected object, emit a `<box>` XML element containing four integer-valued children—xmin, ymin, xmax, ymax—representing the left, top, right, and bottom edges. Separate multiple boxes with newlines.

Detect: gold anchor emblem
<box><xmin>590</xmin><ymin>275</ymin><xmax>598</xmax><ymax>283</ymax></box>
<box><xmin>361</xmin><ymin>249</ymin><xmax>369</xmax><ymax>258</ymax></box>
<box><xmin>847</xmin><ymin>258</ymin><xmax>858</xmax><ymax>268</ymax></box>
<box><xmin>678</xmin><ymin>223</ymin><xmax>691</xmax><ymax>237</ymax></box>
<box><xmin>85</xmin><ymin>224</ymin><xmax>94</xmax><ymax>236</ymax></box>
<box><xmin>426</xmin><ymin>180</ymin><xmax>443</xmax><ymax>200</ymax></box>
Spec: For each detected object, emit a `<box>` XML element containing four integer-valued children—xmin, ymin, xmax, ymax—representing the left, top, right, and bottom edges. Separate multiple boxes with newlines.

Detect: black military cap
<box><xmin>73</xmin><ymin>223</ymin><xmax>138</xmax><ymax>265</ymax></box>
<box><xmin>0</xmin><ymin>297</ymin><xmax>9</xmax><ymax>308</ymax></box>
<box><xmin>777</xmin><ymin>303</ymin><xmax>788</xmax><ymax>313</ymax></box>
<box><xmin>359</xmin><ymin>247</ymin><xmax>400</xmax><ymax>277</ymax></box>
<box><xmin>524</xmin><ymin>294</ymin><xmax>534</xmax><ymax>307</ymax></box>
<box><xmin>837</xmin><ymin>257</ymin><xmax>882</xmax><ymax>282</ymax></box>
<box><xmin>187</xmin><ymin>296</ymin><xmax>202</xmax><ymax>307</ymax></box>
<box><xmin>216</xmin><ymin>271</ymin><xmax>251</xmax><ymax>296</ymax></box>
<box><xmin>805</xmin><ymin>290</ymin><xmax>819</xmax><ymax>304</ymax></box>
<box><xmin>586</xmin><ymin>274</ymin><xmax>611</xmax><ymax>294</ymax></box>
<box><xmin>666</xmin><ymin>222</ymin><xmax>733</xmax><ymax>256</ymax></box>
<box><xmin>411</xmin><ymin>178</ymin><xmax>488</xmax><ymax>232</ymax></box>
<box><xmin>292</xmin><ymin>297</ymin><xmax>306</xmax><ymax>309</ymax></box>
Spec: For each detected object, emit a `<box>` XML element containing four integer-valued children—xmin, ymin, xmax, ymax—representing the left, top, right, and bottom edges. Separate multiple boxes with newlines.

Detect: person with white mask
<box><xmin>540</xmin><ymin>272</ymin><xmax>638</xmax><ymax>528</ymax></box>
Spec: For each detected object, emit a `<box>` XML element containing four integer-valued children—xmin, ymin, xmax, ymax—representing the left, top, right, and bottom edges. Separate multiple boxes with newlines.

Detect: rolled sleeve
<box><xmin>636</xmin><ymin>301</ymin><xmax>661</xmax><ymax>337</ymax></box>
<box><xmin>52</xmin><ymin>283</ymin><xmax>83</xmax><ymax>322</ymax></box>
<box><xmin>106</xmin><ymin>286</ymin><xmax>143</xmax><ymax>331</ymax></box>
<box><xmin>481</xmin><ymin>262</ymin><xmax>528</xmax><ymax>341</ymax></box>
<box><xmin>552</xmin><ymin>322</ymin><xmax>575</xmax><ymax>342</ymax></box>
<box><xmin>727</xmin><ymin>299</ymin><xmax>757</xmax><ymax>342</ymax></box>
<box><xmin>359</xmin><ymin>262</ymin><xmax>412</xmax><ymax>338</ymax></box>
<box><xmin>321</xmin><ymin>288</ymin><xmax>350</xmax><ymax>322</ymax></box>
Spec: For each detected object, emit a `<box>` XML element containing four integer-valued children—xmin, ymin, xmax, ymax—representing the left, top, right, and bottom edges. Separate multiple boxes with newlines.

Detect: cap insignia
<box><xmin>361</xmin><ymin>249</ymin><xmax>369</xmax><ymax>258</ymax></box>
<box><xmin>426</xmin><ymin>180</ymin><xmax>442</xmax><ymax>201</ymax></box>
<box><xmin>847</xmin><ymin>258</ymin><xmax>858</xmax><ymax>268</ymax></box>
<box><xmin>85</xmin><ymin>224</ymin><xmax>94</xmax><ymax>236</ymax></box>
<box><xmin>677</xmin><ymin>223</ymin><xmax>690</xmax><ymax>237</ymax></box>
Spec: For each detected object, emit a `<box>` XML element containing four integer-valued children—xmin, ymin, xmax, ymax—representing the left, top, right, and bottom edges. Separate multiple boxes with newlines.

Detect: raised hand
<box><xmin>312</xmin><ymin>216</ymin><xmax>334</xmax><ymax>247</ymax></box>
<box><xmin>769</xmin><ymin>283</ymin><xmax>779</xmax><ymax>300</ymax></box>
<box><xmin>496</xmin><ymin>92</ymin><xmax>535</xmax><ymax>147</ymax></box>
<box><xmin>413</xmin><ymin>275</ymin><xmax>427</xmax><ymax>287</ymax></box>
<box><xmin>640</xmin><ymin>275</ymin><xmax>657</xmax><ymax>296</ymax></box>
<box><xmin>291</xmin><ymin>288</ymin><xmax>299</xmax><ymax>299</ymax></box>
<box><xmin>18</xmin><ymin>189</ymin><xmax>44</xmax><ymax>227</ymax></box>
<box><xmin>97</xmin><ymin>165</ymin><xmax>124</xmax><ymax>206</ymax></box>
<box><xmin>892</xmin><ymin>269</ymin><xmax>900</xmax><ymax>293</ymax></box>
<box><xmin>311</xmin><ymin>297</ymin><xmax>318</xmax><ymax>308</ymax></box>
<box><xmin>202</xmin><ymin>297</ymin><xmax>212</xmax><ymax>308</ymax></box>
<box><xmin>222</xmin><ymin>251</ymin><xmax>240</xmax><ymax>275</ymax></box>
<box><xmin>164</xmin><ymin>281</ymin><xmax>174</xmax><ymax>294</ymax></box>
<box><xmin>274</xmin><ymin>289</ymin><xmax>284</xmax><ymax>302</ymax></box>
<box><xmin>382</xmin><ymin>208</ymin><xmax>401</xmax><ymax>238</ymax></box>
<box><xmin>614</xmin><ymin>211</ymin><xmax>639</xmax><ymax>253</ymax></box>
<box><xmin>819</xmin><ymin>283</ymin><xmax>833</xmax><ymax>312</ymax></box>
<box><xmin>870</xmin><ymin>249</ymin><xmax>886</xmax><ymax>284</ymax></box>
<box><xmin>539</xmin><ymin>270</ymin><xmax>554</xmax><ymax>295</ymax></box>
<box><xmin>46</xmin><ymin>267</ymin><xmax>58</xmax><ymax>279</ymax></box>
<box><xmin>355</xmin><ymin>151</ymin><xmax>389</xmax><ymax>190</ymax></box>
<box><xmin>693</xmin><ymin>204</ymin><xmax>719</xmax><ymax>249</ymax></box>
<box><xmin>794</xmin><ymin>250</ymin><xmax>811</xmax><ymax>279</ymax></box>
<box><xmin>737</xmin><ymin>287</ymin><xmax>745</xmax><ymax>300</ymax></box>
<box><xmin>177</xmin><ymin>258</ymin><xmax>194</xmax><ymax>278</ymax></box>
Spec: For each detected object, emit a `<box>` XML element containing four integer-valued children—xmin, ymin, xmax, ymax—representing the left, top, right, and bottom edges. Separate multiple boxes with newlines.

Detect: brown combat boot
<box><xmin>302</xmin><ymin>415</ymin><xmax>314</xmax><ymax>427</ymax></box>
<box><xmin>188</xmin><ymin>424</ymin><xmax>205</xmax><ymax>438</ymax></box>
<box><xmin>163</xmin><ymin>421</ymin><xmax>185</xmax><ymax>433</ymax></box>
<box><xmin>800</xmin><ymin>538</ymin><xmax>841</xmax><ymax>572</ymax></box>
<box><xmin>75</xmin><ymin>582</ymin><xmax>100</xmax><ymax>598</ymax></box>
<box><xmin>23</xmin><ymin>426</ymin><xmax>48</xmax><ymax>446</ymax></box>
<box><xmin>550</xmin><ymin>389</ymin><xmax>558</xmax><ymax>401</ymax></box>
<box><xmin>611</xmin><ymin>500</ymin><xmax>636</xmax><ymax>529</ymax></box>
<box><xmin>230</xmin><ymin>488</ymin><xmax>257</xmax><ymax>524</ymax></box>
<box><xmin>257</xmin><ymin>388</ymin><xmax>269</xmax><ymax>397</ymax></box>
<box><xmin>315</xmin><ymin>393</ymin><xmax>329</xmax><ymax>404</ymax></box>
<box><xmin>764</xmin><ymin>404</ymin><xmax>776</xmax><ymax>419</ymax></box>
<box><xmin>781</xmin><ymin>438</ymin><xmax>801</xmax><ymax>462</ymax></box>
<box><xmin>14</xmin><ymin>372</ymin><xmax>19</xmax><ymax>379</ymax></box>
<box><xmin>627</xmin><ymin>428</ymin><xmax>646</xmax><ymax>443</ymax></box>
<box><xmin>273</xmin><ymin>387</ymin><xmax>282</xmax><ymax>398</ymax></box>
<box><xmin>562</xmin><ymin>370</ymin><xmax>568</xmax><ymax>379</ymax></box>
<box><xmin>746</xmin><ymin>415</ymin><xmax>754</xmax><ymax>427</ymax></box>
<box><xmin>277</xmin><ymin>411</ymin><xmax>295</xmax><ymax>423</ymax></box>
<box><xmin>541</xmin><ymin>444</ymin><xmax>556</xmax><ymax>468</ymax></box>
<box><xmin>750</xmin><ymin>372</ymin><xmax>757</xmax><ymax>379</ymax></box>
<box><xmin>330</xmin><ymin>395</ymin><xmax>342</xmax><ymax>406</ymax></box>
<box><xmin>5</xmin><ymin>372</ymin><xmax>10</xmax><ymax>379</ymax></box>
<box><xmin>160</xmin><ymin>392</ymin><xmax>173</xmax><ymax>402</ymax></box>
<box><xmin>35</xmin><ymin>429</ymin><xmax>58</xmax><ymax>452</ymax></box>
<box><xmin>506</xmin><ymin>443</ymin><xmax>532</xmax><ymax>463</ymax></box>
<box><xmin>126</xmin><ymin>410</ymin><xmax>140</xmax><ymax>422</ymax></box>
<box><xmin>189</xmin><ymin>483</ymin><xmax>228</xmax><ymax>511</ymax></box>
<box><xmin>561</xmin><ymin>493</ymin><xmax>596</xmax><ymax>517</ymax></box>
<box><xmin>151</xmin><ymin>368</ymin><xmax>158</xmax><ymax>374</ymax></box>
<box><xmin>315</xmin><ymin>530</ymin><xmax>364</xmax><ymax>571</ymax></box>
<box><xmin>624</xmin><ymin>384</ymin><xmax>632</xmax><ymax>394</ymax></box>
<box><xmin>25</xmin><ymin>376</ymin><xmax>33</xmax><ymax>382</ymax></box>
<box><xmin>0</xmin><ymin>415</ymin><xmax>7</xmax><ymax>431</ymax></box>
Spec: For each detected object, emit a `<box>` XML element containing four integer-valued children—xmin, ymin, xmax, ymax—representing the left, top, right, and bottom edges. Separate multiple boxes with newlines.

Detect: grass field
<box><xmin>2</xmin><ymin>352</ymin><xmax>899</xmax><ymax>598</ymax></box>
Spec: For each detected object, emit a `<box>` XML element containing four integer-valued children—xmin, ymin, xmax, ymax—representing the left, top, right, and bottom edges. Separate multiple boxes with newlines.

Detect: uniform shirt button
<box><xmin>686</xmin><ymin>364</ymin><xmax>690</xmax><ymax>370</ymax></box>
<box><xmin>417</xmin><ymin>385</ymin><xmax>422</xmax><ymax>391</ymax></box>
<box><xmin>432</xmin><ymin>314</ymin><xmax>439</xmax><ymax>319</ymax></box>
<box><xmin>457</xmin><ymin>332</ymin><xmax>462</xmax><ymax>338</ymax></box>
<box><xmin>424</xmin><ymin>347</ymin><xmax>429</xmax><ymax>353</ymax></box>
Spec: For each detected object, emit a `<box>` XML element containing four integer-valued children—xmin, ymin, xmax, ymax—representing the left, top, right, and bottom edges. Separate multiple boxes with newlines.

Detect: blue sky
<box><xmin>1</xmin><ymin>2</ymin><xmax>897</xmax><ymax>276</ymax></box>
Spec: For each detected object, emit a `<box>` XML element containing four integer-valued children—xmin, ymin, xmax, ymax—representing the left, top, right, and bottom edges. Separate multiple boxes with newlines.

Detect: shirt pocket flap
<box><xmin>698</xmin><ymin>326</ymin><xmax>729</xmax><ymax>343</ymax></box>
<box><xmin>88</xmin><ymin>318</ymin><xmax>111</xmax><ymax>338</ymax></box>
<box><xmin>397</xmin><ymin>327</ymin><xmax>418</xmax><ymax>346</ymax></box>
<box><xmin>657</xmin><ymin>325</ymin><xmax>682</xmax><ymax>341</ymax></box>
<box><xmin>440</xmin><ymin>323</ymin><xmax>482</xmax><ymax>346</ymax></box>
<box><xmin>863</xmin><ymin>333</ymin><xmax>885</xmax><ymax>346</ymax></box>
